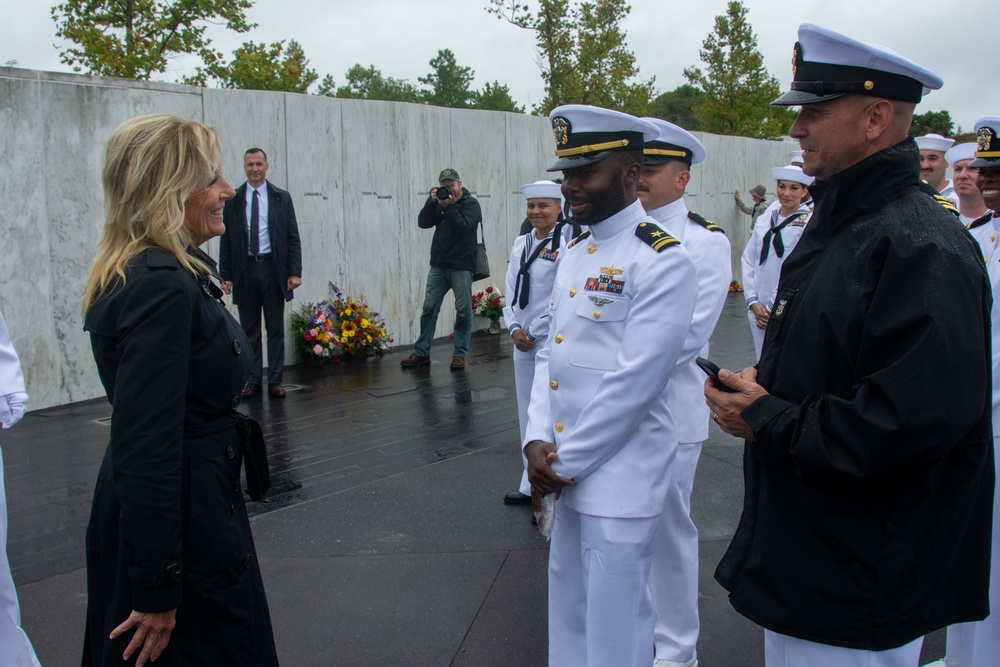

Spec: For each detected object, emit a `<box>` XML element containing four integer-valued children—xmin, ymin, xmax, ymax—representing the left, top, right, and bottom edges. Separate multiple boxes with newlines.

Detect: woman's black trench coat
<box><xmin>81</xmin><ymin>248</ymin><xmax>278</xmax><ymax>666</ymax></box>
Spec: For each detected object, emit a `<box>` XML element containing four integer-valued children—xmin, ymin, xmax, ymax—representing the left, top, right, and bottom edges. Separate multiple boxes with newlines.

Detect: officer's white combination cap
<box><xmin>521</xmin><ymin>180</ymin><xmax>563</xmax><ymax>201</ymax></box>
<box><xmin>944</xmin><ymin>143</ymin><xmax>976</xmax><ymax>166</ymax></box>
<box><xmin>970</xmin><ymin>116</ymin><xmax>1000</xmax><ymax>169</ymax></box>
<box><xmin>547</xmin><ymin>104</ymin><xmax>658</xmax><ymax>172</ymax></box>
<box><xmin>772</xmin><ymin>23</ymin><xmax>942</xmax><ymax>106</ymax></box>
<box><xmin>640</xmin><ymin>117</ymin><xmax>706</xmax><ymax>166</ymax></box>
<box><xmin>915</xmin><ymin>134</ymin><xmax>954</xmax><ymax>152</ymax></box>
<box><xmin>772</xmin><ymin>165</ymin><xmax>813</xmax><ymax>186</ymax></box>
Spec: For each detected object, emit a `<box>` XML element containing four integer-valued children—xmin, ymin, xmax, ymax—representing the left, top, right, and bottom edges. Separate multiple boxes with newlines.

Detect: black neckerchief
<box><xmin>759</xmin><ymin>207</ymin><xmax>806</xmax><ymax>264</ymax></box>
<box><xmin>513</xmin><ymin>219</ymin><xmax>569</xmax><ymax>309</ymax></box>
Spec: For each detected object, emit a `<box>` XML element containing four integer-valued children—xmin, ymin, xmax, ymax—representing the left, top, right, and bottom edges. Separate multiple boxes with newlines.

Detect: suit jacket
<box><xmin>219</xmin><ymin>181</ymin><xmax>302</xmax><ymax>303</ymax></box>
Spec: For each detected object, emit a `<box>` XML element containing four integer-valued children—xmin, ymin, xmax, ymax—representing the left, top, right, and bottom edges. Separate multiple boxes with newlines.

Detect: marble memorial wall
<box><xmin>0</xmin><ymin>67</ymin><xmax>796</xmax><ymax>409</ymax></box>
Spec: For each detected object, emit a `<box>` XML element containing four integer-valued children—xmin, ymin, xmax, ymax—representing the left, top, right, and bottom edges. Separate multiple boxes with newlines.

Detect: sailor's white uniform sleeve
<box><xmin>503</xmin><ymin>236</ymin><xmax>523</xmax><ymax>334</ymax></box>
<box><xmin>687</xmin><ymin>232</ymin><xmax>733</xmax><ymax>357</ymax></box>
<box><xmin>0</xmin><ymin>309</ymin><xmax>26</xmax><ymax>396</ymax></box>
<box><xmin>742</xmin><ymin>224</ymin><xmax>764</xmax><ymax>307</ymax></box>
<box><xmin>523</xmin><ymin>308</ymin><xmax>556</xmax><ymax>447</ymax></box>
<box><xmin>551</xmin><ymin>248</ymin><xmax>696</xmax><ymax>481</ymax></box>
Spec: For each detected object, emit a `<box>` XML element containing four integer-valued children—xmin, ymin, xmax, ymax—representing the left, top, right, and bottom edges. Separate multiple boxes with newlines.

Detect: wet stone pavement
<box><xmin>5</xmin><ymin>295</ymin><xmax>945</xmax><ymax>665</ymax></box>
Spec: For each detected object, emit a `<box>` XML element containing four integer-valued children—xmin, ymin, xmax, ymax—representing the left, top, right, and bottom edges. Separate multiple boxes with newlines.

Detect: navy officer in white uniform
<box><xmin>638</xmin><ymin>119</ymin><xmax>731</xmax><ymax>667</ymax></box>
<box><xmin>524</xmin><ymin>105</ymin><xmax>697</xmax><ymax>667</ymax></box>
<box><xmin>502</xmin><ymin>180</ymin><xmax>576</xmax><ymax>506</ymax></box>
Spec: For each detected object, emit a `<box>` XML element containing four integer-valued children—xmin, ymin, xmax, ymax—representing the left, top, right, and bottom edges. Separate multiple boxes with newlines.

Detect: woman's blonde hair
<box><xmin>82</xmin><ymin>114</ymin><xmax>220</xmax><ymax>315</ymax></box>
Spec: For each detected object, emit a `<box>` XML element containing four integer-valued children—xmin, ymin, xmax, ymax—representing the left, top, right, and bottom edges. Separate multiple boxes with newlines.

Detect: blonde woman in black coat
<box><xmin>81</xmin><ymin>115</ymin><xmax>279</xmax><ymax>666</ymax></box>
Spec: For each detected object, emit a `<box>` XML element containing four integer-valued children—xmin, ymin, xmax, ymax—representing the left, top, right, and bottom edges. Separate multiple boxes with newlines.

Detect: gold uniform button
<box><xmin>550</xmin><ymin>380</ymin><xmax>559</xmax><ymax>390</ymax></box>
<box><xmin>587</xmin><ymin>244</ymin><xmax>597</xmax><ymax>254</ymax></box>
<box><xmin>569</xmin><ymin>288</ymin><xmax>577</xmax><ymax>297</ymax></box>
<box><xmin>593</xmin><ymin>311</ymin><xmax>601</xmax><ymax>318</ymax></box>
<box><xmin>555</xmin><ymin>422</ymin><xmax>564</xmax><ymax>432</ymax></box>
<box><xmin>555</xmin><ymin>334</ymin><xmax>564</xmax><ymax>343</ymax></box>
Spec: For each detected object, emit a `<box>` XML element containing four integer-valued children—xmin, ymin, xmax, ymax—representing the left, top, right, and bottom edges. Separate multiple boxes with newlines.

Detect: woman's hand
<box><xmin>111</xmin><ymin>608</ymin><xmax>177</xmax><ymax>666</ymax></box>
<box><xmin>750</xmin><ymin>302</ymin><xmax>770</xmax><ymax>330</ymax></box>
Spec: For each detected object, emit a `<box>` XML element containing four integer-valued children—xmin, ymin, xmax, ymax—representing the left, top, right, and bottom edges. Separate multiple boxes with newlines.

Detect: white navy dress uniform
<box><xmin>740</xmin><ymin>165</ymin><xmax>812</xmax><ymax>359</ymax></box>
<box><xmin>639</xmin><ymin>118</ymin><xmax>731</xmax><ymax>667</ymax></box>
<box><xmin>916</xmin><ymin>133</ymin><xmax>958</xmax><ymax>204</ymax></box>
<box><xmin>945</xmin><ymin>142</ymin><xmax>980</xmax><ymax>224</ymax></box>
<box><xmin>935</xmin><ymin>116</ymin><xmax>1000</xmax><ymax>667</ymax></box>
<box><xmin>0</xmin><ymin>308</ymin><xmax>40</xmax><ymax>667</ymax></box>
<box><xmin>503</xmin><ymin>180</ymin><xmax>576</xmax><ymax>497</ymax></box>
<box><xmin>524</xmin><ymin>105</ymin><xmax>697</xmax><ymax>667</ymax></box>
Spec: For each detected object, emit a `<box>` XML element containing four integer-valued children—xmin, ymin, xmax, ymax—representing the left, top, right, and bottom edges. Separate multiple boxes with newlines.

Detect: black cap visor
<box><xmin>547</xmin><ymin>151</ymin><xmax>613</xmax><ymax>173</ymax></box>
<box><xmin>969</xmin><ymin>157</ymin><xmax>1000</xmax><ymax>169</ymax></box>
<box><xmin>772</xmin><ymin>88</ymin><xmax>847</xmax><ymax>106</ymax></box>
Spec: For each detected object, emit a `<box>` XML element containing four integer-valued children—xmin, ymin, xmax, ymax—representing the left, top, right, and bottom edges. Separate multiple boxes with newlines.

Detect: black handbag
<box><xmin>473</xmin><ymin>219</ymin><xmax>490</xmax><ymax>281</ymax></box>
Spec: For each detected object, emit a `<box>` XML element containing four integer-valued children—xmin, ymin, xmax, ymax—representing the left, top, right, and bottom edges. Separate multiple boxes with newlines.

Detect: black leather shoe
<box><xmin>269</xmin><ymin>383</ymin><xmax>286</xmax><ymax>398</ymax></box>
<box><xmin>503</xmin><ymin>491</ymin><xmax>532</xmax><ymax>505</ymax></box>
<box><xmin>241</xmin><ymin>383</ymin><xmax>261</xmax><ymax>398</ymax></box>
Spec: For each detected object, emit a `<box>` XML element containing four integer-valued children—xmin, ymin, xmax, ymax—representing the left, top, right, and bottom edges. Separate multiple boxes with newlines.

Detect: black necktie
<box><xmin>513</xmin><ymin>228</ymin><xmax>561</xmax><ymax>309</ymax></box>
<box><xmin>759</xmin><ymin>210</ymin><xmax>795</xmax><ymax>264</ymax></box>
<box><xmin>250</xmin><ymin>189</ymin><xmax>260</xmax><ymax>256</ymax></box>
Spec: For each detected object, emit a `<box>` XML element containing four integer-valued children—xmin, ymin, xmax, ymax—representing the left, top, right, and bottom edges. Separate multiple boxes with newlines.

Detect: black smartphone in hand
<box><xmin>696</xmin><ymin>357</ymin><xmax>737</xmax><ymax>393</ymax></box>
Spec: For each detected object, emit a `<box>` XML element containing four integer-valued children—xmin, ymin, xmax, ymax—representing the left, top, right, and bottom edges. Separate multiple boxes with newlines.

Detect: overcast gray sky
<box><xmin>3</xmin><ymin>0</ymin><xmax>995</xmax><ymax>133</ymax></box>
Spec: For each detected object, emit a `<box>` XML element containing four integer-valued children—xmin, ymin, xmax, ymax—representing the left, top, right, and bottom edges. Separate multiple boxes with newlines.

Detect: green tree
<box><xmin>485</xmin><ymin>0</ymin><xmax>652</xmax><ymax>115</ymax></box>
<box><xmin>419</xmin><ymin>49</ymin><xmax>475</xmax><ymax>108</ymax></box>
<box><xmin>471</xmin><ymin>81</ymin><xmax>525</xmax><ymax>112</ymax></box>
<box><xmin>320</xmin><ymin>64</ymin><xmax>423</xmax><ymax>103</ymax></box>
<box><xmin>51</xmin><ymin>0</ymin><xmax>255</xmax><ymax>80</ymax></box>
<box><xmin>683</xmin><ymin>1</ymin><xmax>793</xmax><ymax>138</ymax></box>
<box><xmin>186</xmin><ymin>39</ymin><xmax>318</xmax><ymax>92</ymax></box>
<box><xmin>648</xmin><ymin>84</ymin><xmax>704</xmax><ymax>131</ymax></box>
<box><xmin>909</xmin><ymin>110</ymin><xmax>954</xmax><ymax>138</ymax></box>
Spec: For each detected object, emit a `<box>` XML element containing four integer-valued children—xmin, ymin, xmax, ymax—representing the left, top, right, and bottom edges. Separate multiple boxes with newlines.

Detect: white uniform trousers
<box><xmin>650</xmin><ymin>441</ymin><xmax>701</xmax><ymax>662</ymax></box>
<box><xmin>748</xmin><ymin>311</ymin><xmax>765</xmax><ymax>360</ymax></box>
<box><xmin>513</xmin><ymin>346</ymin><xmax>539</xmax><ymax>496</ymax></box>
<box><xmin>549</xmin><ymin>503</ymin><xmax>658</xmax><ymax>667</ymax></box>
<box><xmin>940</xmin><ymin>436</ymin><xmax>1000</xmax><ymax>667</ymax></box>
<box><xmin>0</xmin><ymin>447</ymin><xmax>41</xmax><ymax>667</ymax></box>
<box><xmin>764</xmin><ymin>630</ymin><xmax>923</xmax><ymax>667</ymax></box>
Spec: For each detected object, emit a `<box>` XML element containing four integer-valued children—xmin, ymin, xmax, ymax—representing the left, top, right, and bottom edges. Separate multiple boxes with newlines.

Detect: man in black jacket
<box><xmin>401</xmin><ymin>168</ymin><xmax>482</xmax><ymax>370</ymax></box>
<box><xmin>704</xmin><ymin>24</ymin><xmax>994</xmax><ymax>666</ymax></box>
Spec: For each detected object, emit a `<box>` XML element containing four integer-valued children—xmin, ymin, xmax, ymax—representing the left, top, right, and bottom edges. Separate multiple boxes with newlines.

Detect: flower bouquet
<box><xmin>291</xmin><ymin>282</ymin><xmax>394</xmax><ymax>364</ymax></box>
<box><xmin>473</xmin><ymin>285</ymin><xmax>505</xmax><ymax>333</ymax></box>
<box><xmin>729</xmin><ymin>279</ymin><xmax>743</xmax><ymax>293</ymax></box>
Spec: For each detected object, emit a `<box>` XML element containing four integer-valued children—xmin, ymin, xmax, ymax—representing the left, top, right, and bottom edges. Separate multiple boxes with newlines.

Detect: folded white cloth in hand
<box><xmin>0</xmin><ymin>391</ymin><xmax>28</xmax><ymax>429</ymax></box>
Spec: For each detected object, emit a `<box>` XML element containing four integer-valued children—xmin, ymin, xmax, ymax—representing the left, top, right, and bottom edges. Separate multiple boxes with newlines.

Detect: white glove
<box><xmin>0</xmin><ymin>392</ymin><xmax>28</xmax><ymax>429</ymax></box>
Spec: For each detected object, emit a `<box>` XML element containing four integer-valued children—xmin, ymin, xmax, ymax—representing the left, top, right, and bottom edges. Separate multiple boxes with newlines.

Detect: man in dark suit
<box><xmin>220</xmin><ymin>148</ymin><xmax>302</xmax><ymax>398</ymax></box>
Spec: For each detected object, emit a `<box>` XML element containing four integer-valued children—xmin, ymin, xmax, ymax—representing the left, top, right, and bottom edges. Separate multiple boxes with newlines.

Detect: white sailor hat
<box><xmin>944</xmin><ymin>143</ymin><xmax>977</xmax><ymax>167</ymax></box>
<box><xmin>521</xmin><ymin>180</ymin><xmax>563</xmax><ymax>201</ymax></box>
<box><xmin>788</xmin><ymin>149</ymin><xmax>805</xmax><ymax>165</ymax></box>
<box><xmin>772</xmin><ymin>165</ymin><xmax>813</xmax><ymax>186</ymax></box>
<box><xmin>547</xmin><ymin>105</ymin><xmax>658</xmax><ymax>172</ymax></box>
<box><xmin>970</xmin><ymin>116</ymin><xmax>1000</xmax><ymax>169</ymax></box>
<box><xmin>915</xmin><ymin>134</ymin><xmax>954</xmax><ymax>152</ymax></box>
<box><xmin>772</xmin><ymin>23</ymin><xmax>943</xmax><ymax>106</ymax></box>
<box><xmin>640</xmin><ymin>117</ymin><xmax>706</xmax><ymax>166</ymax></box>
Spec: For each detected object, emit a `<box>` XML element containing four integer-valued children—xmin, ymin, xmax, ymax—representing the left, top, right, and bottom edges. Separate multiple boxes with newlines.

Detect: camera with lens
<box><xmin>436</xmin><ymin>185</ymin><xmax>452</xmax><ymax>201</ymax></box>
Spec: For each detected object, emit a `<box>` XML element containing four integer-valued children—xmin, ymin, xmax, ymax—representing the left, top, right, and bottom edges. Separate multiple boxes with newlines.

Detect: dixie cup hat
<box><xmin>915</xmin><ymin>134</ymin><xmax>955</xmax><ymax>153</ymax></box>
<box><xmin>772</xmin><ymin>165</ymin><xmax>813</xmax><ymax>186</ymax></box>
<box><xmin>944</xmin><ymin>143</ymin><xmax>977</xmax><ymax>167</ymax></box>
<box><xmin>521</xmin><ymin>180</ymin><xmax>564</xmax><ymax>201</ymax></box>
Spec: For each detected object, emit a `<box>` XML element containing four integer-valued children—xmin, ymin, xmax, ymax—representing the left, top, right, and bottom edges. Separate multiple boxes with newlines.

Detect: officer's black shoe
<box><xmin>503</xmin><ymin>491</ymin><xmax>532</xmax><ymax>505</ymax></box>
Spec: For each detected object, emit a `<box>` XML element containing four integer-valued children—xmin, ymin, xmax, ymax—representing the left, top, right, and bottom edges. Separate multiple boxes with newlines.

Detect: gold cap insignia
<box><xmin>552</xmin><ymin>116</ymin><xmax>570</xmax><ymax>147</ymax></box>
<box><xmin>978</xmin><ymin>126</ymin><xmax>995</xmax><ymax>153</ymax></box>
<box><xmin>864</xmin><ymin>80</ymin><xmax>874</xmax><ymax>91</ymax></box>
<box><xmin>792</xmin><ymin>43</ymin><xmax>800</xmax><ymax>77</ymax></box>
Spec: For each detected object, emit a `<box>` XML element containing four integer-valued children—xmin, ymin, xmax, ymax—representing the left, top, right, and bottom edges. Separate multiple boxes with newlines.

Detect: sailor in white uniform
<box><xmin>916</xmin><ymin>133</ymin><xmax>957</xmax><ymax>204</ymax></box>
<box><xmin>740</xmin><ymin>165</ymin><xmax>813</xmax><ymax>359</ymax></box>
<box><xmin>0</xmin><ymin>308</ymin><xmax>39</xmax><ymax>667</ymax></box>
<box><xmin>524</xmin><ymin>105</ymin><xmax>697</xmax><ymax>667</ymax></box>
<box><xmin>638</xmin><ymin>118</ymin><xmax>731</xmax><ymax>667</ymax></box>
<box><xmin>502</xmin><ymin>180</ymin><xmax>576</xmax><ymax>506</ymax></box>
<box><xmin>929</xmin><ymin>115</ymin><xmax>1000</xmax><ymax>667</ymax></box>
<box><xmin>945</xmin><ymin>142</ymin><xmax>988</xmax><ymax>225</ymax></box>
